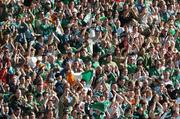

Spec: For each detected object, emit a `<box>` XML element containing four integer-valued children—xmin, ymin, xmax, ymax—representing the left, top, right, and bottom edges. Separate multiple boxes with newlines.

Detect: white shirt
<box><xmin>117</xmin><ymin>27</ymin><xmax>124</xmax><ymax>36</ymax></box>
<box><xmin>28</xmin><ymin>56</ymin><xmax>37</xmax><ymax>68</ymax></box>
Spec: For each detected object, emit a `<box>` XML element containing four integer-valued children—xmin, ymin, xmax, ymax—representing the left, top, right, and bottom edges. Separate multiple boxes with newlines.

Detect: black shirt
<box><xmin>119</xmin><ymin>10</ymin><xmax>134</xmax><ymax>27</ymax></box>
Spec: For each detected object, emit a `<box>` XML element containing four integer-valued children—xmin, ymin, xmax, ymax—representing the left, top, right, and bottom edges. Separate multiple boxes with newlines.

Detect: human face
<box><xmin>69</xmin><ymin>1</ymin><xmax>75</xmax><ymax>8</ymax></box>
<box><xmin>47</xmin><ymin>110</ymin><xmax>54</xmax><ymax>119</ymax></box>
<box><xmin>96</xmin><ymin>67</ymin><xmax>102</xmax><ymax>75</ymax></box>
<box><xmin>128</xmin><ymin>56</ymin><xmax>134</xmax><ymax>64</ymax></box>
<box><xmin>115</xmin><ymin>48</ymin><xmax>120</xmax><ymax>55</ymax></box>
<box><xmin>63</xmin><ymin>114</ymin><xmax>69</xmax><ymax>119</ymax></box>
<box><xmin>133</xmin><ymin>26</ymin><xmax>138</xmax><ymax>33</ymax></box>
<box><xmin>23</xmin><ymin>115</ymin><xmax>29</xmax><ymax>119</ymax></box>
<box><xmin>15</xmin><ymin>89</ymin><xmax>22</xmax><ymax>99</ymax></box>
<box><xmin>155</xmin><ymin>61</ymin><xmax>161</xmax><ymax>68</ymax></box>
<box><xmin>118</xmin><ymin>79</ymin><xmax>125</xmax><ymax>86</ymax></box>
<box><xmin>20</xmin><ymin>77</ymin><xmax>25</xmax><ymax>85</ymax></box>
<box><xmin>128</xmin><ymin>91</ymin><xmax>135</xmax><ymax>98</ymax></box>
<box><xmin>29</xmin><ymin>112</ymin><xmax>36</xmax><ymax>119</ymax></box>
<box><xmin>123</xmin><ymin>4</ymin><xmax>129</xmax><ymax>10</ymax></box>
<box><xmin>57</xmin><ymin>1</ymin><xmax>64</xmax><ymax>9</ymax></box>
<box><xmin>122</xmin><ymin>68</ymin><xmax>128</xmax><ymax>76</ymax></box>
<box><xmin>15</xmin><ymin>108</ymin><xmax>21</xmax><ymax>117</ymax></box>
<box><xmin>4</xmin><ymin>84</ymin><xmax>9</xmax><ymax>92</ymax></box>
<box><xmin>164</xmin><ymin>73</ymin><xmax>170</xmax><ymax>81</ymax></box>
<box><xmin>163</xmin><ymin>102</ymin><xmax>168</xmax><ymax>111</ymax></box>
<box><xmin>48</xmin><ymin>82</ymin><xmax>54</xmax><ymax>90</ymax></box>
<box><xmin>107</xmin><ymin>55</ymin><xmax>112</xmax><ymax>62</ymax></box>
<box><xmin>3</xmin><ymin>105</ymin><xmax>9</xmax><ymax>114</ymax></box>
<box><xmin>99</xmin><ymin>85</ymin><xmax>103</xmax><ymax>92</ymax></box>
<box><xmin>37</xmin><ymin>83</ymin><xmax>44</xmax><ymax>92</ymax></box>
<box><xmin>143</xmin><ymin>80</ymin><xmax>148</xmax><ymax>87</ymax></box>
<box><xmin>73</xmin><ymin>61</ymin><xmax>79</xmax><ymax>67</ymax></box>
<box><xmin>28</xmin><ymin>95</ymin><xmax>33</xmax><ymax>102</ymax></box>
<box><xmin>66</xmin><ymin>62</ymin><xmax>71</xmax><ymax>70</ymax></box>
<box><xmin>112</xmin><ymin>84</ymin><xmax>118</xmax><ymax>91</ymax></box>
<box><xmin>75</xmin><ymin>52</ymin><xmax>81</xmax><ymax>58</ymax></box>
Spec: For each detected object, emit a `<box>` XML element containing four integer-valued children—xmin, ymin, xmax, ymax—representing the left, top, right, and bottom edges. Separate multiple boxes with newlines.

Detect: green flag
<box><xmin>100</xmin><ymin>16</ymin><xmax>107</xmax><ymax>21</ymax></box>
<box><xmin>83</xmin><ymin>13</ymin><xmax>92</xmax><ymax>24</ymax></box>
<box><xmin>92</xmin><ymin>61</ymin><xmax>100</xmax><ymax>68</ymax></box>
<box><xmin>61</xmin><ymin>0</ymin><xmax>71</xmax><ymax>4</ymax></box>
<box><xmin>127</xmin><ymin>64</ymin><xmax>137</xmax><ymax>74</ymax></box>
<box><xmin>90</xmin><ymin>100</ymin><xmax>110</xmax><ymax>112</ymax></box>
<box><xmin>81</xmin><ymin>70</ymin><xmax>94</xmax><ymax>84</ymax></box>
<box><xmin>106</xmin><ymin>73</ymin><xmax>116</xmax><ymax>84</ymax></box>
<box><xmin>169</xmin><ymin>29</ymin><xmax>176</xmax><ymax>36</ymax></box>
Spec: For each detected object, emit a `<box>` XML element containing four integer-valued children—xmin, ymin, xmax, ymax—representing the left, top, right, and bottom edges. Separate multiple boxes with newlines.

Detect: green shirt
<box><xmin>92</xmin><ymin>61</ymin><xmax>100</xmax><ymax>69</ymax></box>
<box><xmin>108</xmin><ymin>61</ymin><xmax>118</xmax><ymax>68</ymax></box>
<box><xmin>61</xmin><ymin>18</ymin><xmax>70</xmax><ymax>28</ymax></box>
<box><xmin>175</xmin><ymin>20</ymin><xmax>180</xmax><ymax>29</ymax></box>
<box><xmin>56</xmin><ymin>59</ymin><xmax>63</xmax><ymax>67</ymax></box>
<box><xmin>127</xmin><ymin>64</ymin><xmax>137</xmax><ymax>74</ymax></box>
<box><xmin>61</xmin><ymin>0</ymin><xmax>72</xmax><ymax>4</ymax></box>
<box><xmin>118</xmin><ymin>86</ymin><xmax>127</xmax><ymax>93</ymax></box>
<box><xmin>3</xmin><ymin>92</ymin><xmax>11</xmax><ymax>102</ymax></box>
<box><xmin>165</xmin><ymin>67</ymin><xmax>175</xmax><ymax>75</ymax></box>
<box><xmin>92</xmin><ymin>113</ymin><xmax>105</xmax><ymax>119</ymax></box>
<box><xmin>40</xmin><ymin>23</ymin><xmax>51</xmax><ymax>36</ymax></box>
<box><xmin>106</xmin><ymin>73</ymin><xmax>117</xmax><ymax>84</ymax></box>
<box><xmin>104</xmin><ymin>46</ymin><xmax>115</xmax><ymax>55</ymax></box>
<box><xmin>41</xmin><ymin>72</ymin><xmax>48</xmax><ymax>81</ymax></box>
<box><xmin>149</xmin><ymin>67</ymin><xmax>163</xmax><ymax>77</ymax></box>
<box><xmin>170</xmin><ymin>75</ymin><xmax>180</xmax><ymax>86</ymax></box>
<box><xmin>80</xmin><ymin>56</ymin><xmax>91</xmax><ymax>63</ymax></box>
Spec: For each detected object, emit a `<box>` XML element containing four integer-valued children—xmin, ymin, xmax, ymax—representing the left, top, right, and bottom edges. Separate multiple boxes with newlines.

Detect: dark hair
<box><xmin>124</xmin><ymin>106</ymin><xmax>132</xmax><ymax>114</ymax></box>
<box><xmin>83</xmin><ymin>115</ymin><xmax>90</xmax><ymax>119</ymax></box>
<box><xmin>26</xmin><ymin>92</ymin><xmax>33</xmax><ymax>97</ymax></box>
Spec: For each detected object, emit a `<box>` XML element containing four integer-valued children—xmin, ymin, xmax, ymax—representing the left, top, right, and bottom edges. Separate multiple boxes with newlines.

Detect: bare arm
<box><xmin>52</xmin><ymin>33</ymin><xmax>60</xmax><ymax>44</ymax></box>
<box><xmin>149</xmin><ymin>102</ymin><xmax>156</xmax><ymax>118</ymax></box>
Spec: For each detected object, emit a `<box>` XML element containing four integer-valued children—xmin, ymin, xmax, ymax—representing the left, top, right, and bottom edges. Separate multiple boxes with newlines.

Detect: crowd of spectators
<box><xmin>0</xmin><ymin>0</ymin><xmax>180</xmax><ymax>119</ymax></box>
